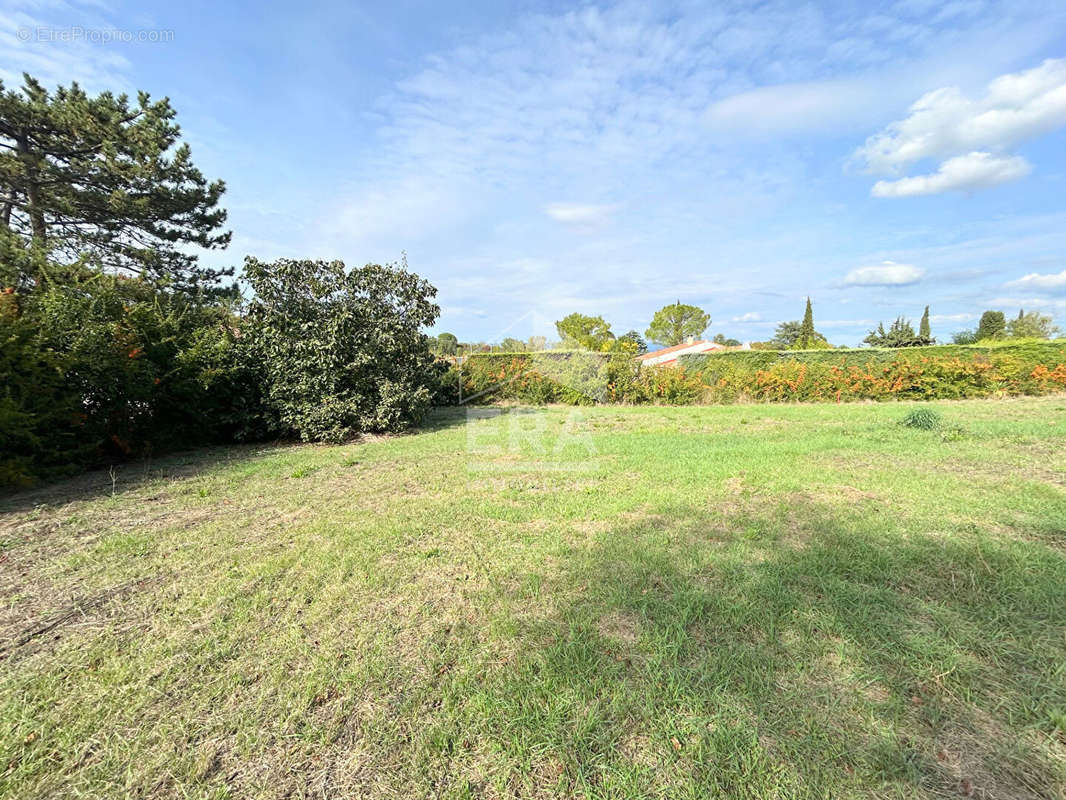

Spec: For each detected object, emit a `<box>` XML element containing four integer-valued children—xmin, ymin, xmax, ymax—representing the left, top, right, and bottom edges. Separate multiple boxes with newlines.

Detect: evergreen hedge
<box><xmin>446</xmin><ymin>341</ymin><xmax>1066</xmax><ymax>405</ymax></box>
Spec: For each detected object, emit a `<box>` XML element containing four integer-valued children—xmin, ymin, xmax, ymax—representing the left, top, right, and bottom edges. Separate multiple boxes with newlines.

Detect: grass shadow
<box><xmin>0</xmin><ymin>409</ymin><xmax>474</xmax><ymax>515</ymax></box>
<box><xmin>411</xmin><ymin>496</ymin><xmax>1066</xmax><ymax>798</ymax></box>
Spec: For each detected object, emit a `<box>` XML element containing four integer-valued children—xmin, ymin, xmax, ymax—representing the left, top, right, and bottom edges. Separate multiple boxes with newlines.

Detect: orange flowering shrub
<box><xmin>449</xmin><ymin>342</ymin><xmax>1066</xmax><ymax>406</ymax></box>
<box><xmin>689</xmin><ymin>342</ymin><xmax>1066</xmax><ymax>403</ymax></box>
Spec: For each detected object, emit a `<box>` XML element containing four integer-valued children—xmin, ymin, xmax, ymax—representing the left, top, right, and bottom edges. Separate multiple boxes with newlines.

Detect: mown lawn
<box><xmin>2</xmin><ymin>396</ymin><xmax>1065</xmax><ymax>799</ymax></box>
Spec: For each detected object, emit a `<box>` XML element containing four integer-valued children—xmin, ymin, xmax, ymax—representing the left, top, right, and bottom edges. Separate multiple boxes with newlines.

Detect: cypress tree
<box><xmin>798</xmin><ymin>297</ymin><xmax>815</xmax><ymax>348</ymax></box>
<box><xmin>918</xmin><ymin>305</ymin><xmax>931</xmax><ymax>342</ymax></box>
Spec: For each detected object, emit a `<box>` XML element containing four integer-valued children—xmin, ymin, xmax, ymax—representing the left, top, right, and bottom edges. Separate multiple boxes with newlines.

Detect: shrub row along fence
<box><xmin>445</xmin><ymin>341</ymin><xmax>1066</xmax><ymax>406</ymax></box>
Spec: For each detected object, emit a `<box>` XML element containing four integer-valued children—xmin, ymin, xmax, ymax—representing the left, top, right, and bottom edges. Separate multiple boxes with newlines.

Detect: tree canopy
<box><xmin>766</xmin><ymin>318</ymin><xmax>828</xmax><ymax>349</ymax></box>
<box><xmin>644</xmin><ymin>301</ymin><xmax>709</xmax><ymax>347</ymax></box>
<box><xmin>436</xmin><ymin>332</ymin><xmax>458</xmax><ymax>355</ymax></box>
<box><xmin>798</xmin><ymin>298</ymin><xmax>816</xmax><ymax>348</ymax></box>
<box><xmin>1006</xmin><ymin>309</ymin><xmax>1060</xmax><ymax>339</ymax></box>
<box><xmin>976</xmin><ymin>310</ymin><xmax>1006</xmax><ymax>341</ymax></box>
<box><xmin>617</xmin><ymin>329</ymin><xmax>648</xmax><ymax>354</ymax></box>
<box><xmin>0</xmin><ymin>75</ymin><xmax>230</xmax><ymax>289</ymax></box>
<box><xmin>863</xmin><ymin>317</ymin><xmax>931</xmax><ymax>348</ymax></box>
<box><xmin>499</xmin><ymin>337</ymin><xmax>528</xmax><ymax>352</ymax></box>
<box><xmin>555</xmin><ymin>312</ymin><xmax>614</xmax><ymax>350</ymax></box>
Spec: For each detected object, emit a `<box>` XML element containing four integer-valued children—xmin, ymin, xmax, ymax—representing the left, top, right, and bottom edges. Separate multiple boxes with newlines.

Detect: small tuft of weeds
<box><xmin>940</xmin><ymin>425</ymin><xmax>967</xmax><ymax>442</ymax></box>
<box><xmin>901</xmin><ymin>407</ymin><xmax>942</xmax><ymax>431</ymax></box>
<box><xmin>1049</xmin><ymin>708</ymin><xmax>1066</xmax><ymax>734</ymax></box>
<box><xmin>290</xmin><ymin>465</ymin><xmax>318</xmax><ymax>479</ymax></box>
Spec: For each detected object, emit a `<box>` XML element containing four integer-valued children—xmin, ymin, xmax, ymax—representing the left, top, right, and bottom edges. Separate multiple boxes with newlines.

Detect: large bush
<box><xmin>0</xmin><ymin>272</ymin><xmax>257</xmax><ymax>486</ymax></box>
<box><xmin>1</xmin><ymin>250</ymin><xmax>447</xmax><ymax>487</ymax></box>
<box><xmin>242</xmin><ymin>256</ymin><xmax>441</xmax><ymax>443</ymax></box>
<box><xmin>0</xmin><ymin>288</ymin><xmax>76</xmax><ymax>486</ymax></box>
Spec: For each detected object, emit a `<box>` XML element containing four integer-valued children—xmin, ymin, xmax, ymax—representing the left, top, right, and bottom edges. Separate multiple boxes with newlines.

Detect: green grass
<box><xmin>2</xmin><ymin>396</ymin><xmax>1065</xmax><ymax>798</ymax></box>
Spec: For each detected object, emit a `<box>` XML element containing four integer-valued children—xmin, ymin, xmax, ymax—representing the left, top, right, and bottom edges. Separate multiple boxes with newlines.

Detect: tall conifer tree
<box><xmin>798</xmin><ymin>297</ymin><xmax>815</xmax><ymax>348</ymax></box>
<box><xmin>918</xmin><ymin>305</ymin><xmax>932</xmax><ymax>343</ymax></box>
<box><xmin>0</xmin><ymin>75</ymin><xmax>230</xmax><ymax>288</ymax></box>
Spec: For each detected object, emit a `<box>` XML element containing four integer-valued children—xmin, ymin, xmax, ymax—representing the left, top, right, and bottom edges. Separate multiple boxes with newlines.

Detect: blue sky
<box><xmin>3</xmin><ymin>0</ymin><xmax>1066</xmax><ymax>346</ymax></box>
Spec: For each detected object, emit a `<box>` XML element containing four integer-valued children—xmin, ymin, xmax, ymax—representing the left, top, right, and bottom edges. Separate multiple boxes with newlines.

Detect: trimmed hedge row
<box><xmin>681</xmin><ymin>341</ymin><xmax>1066</xmax><ymax>402</ymax></box>
<box><xmin>445</xmin><ymin>341</ymin><xmax>1066</xmax><ymax>405</ymax></box>
<box><xmin>443</xmin><ymin>352</ymin><xmax>635</xmax><ymax>405</ymax></box>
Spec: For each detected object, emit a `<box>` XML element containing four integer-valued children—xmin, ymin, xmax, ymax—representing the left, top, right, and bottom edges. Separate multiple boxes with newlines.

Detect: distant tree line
<box><xmin>435</xmin><ymin>296</ymin><xmax>1062</xmax><ymax>356</ymax></box>
<box><xmin>950</xmin><ymin>309</ymin><xmax>1060</xmax><ymax>344</ymax></box>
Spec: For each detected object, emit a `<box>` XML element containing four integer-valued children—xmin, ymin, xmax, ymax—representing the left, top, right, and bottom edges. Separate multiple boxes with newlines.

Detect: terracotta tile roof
<box><xmin>637</xmin><ymin>340</ymin><xmax>719</xmax><ymax>360</ymax></box>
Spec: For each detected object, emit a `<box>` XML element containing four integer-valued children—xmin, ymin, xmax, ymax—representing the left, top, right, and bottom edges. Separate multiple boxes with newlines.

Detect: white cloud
<box><xmin>857</xmin><ymin>58</ymin><xmax>1066</xmax><ymax>173</ymax></box>
<box><xmin>857</xmin><ymin>57</ymin><xmax>1066</xmax><ymax>196</ymax></box>
<box><xmin>545</xmin><ymin>203</ymin><xmax>617</xmax><ymax>228</ymax></box>
<box><xmin>704</xmin><ymin>79</ymin><xmax>876</xmax><ymax>136</ymax></box>
<box><xmin>1004</xmin><ymin>269</ymin><xmax>1066</xmax><ymax>293</ymax></box>
<box><xmin>930</xmin><ymin>312</ymin><xmax>976</xmax><ymax>323</ymax></box>
<box><xmin>297</xmin><ymin>1</ymin><xmax>1066</xmax><ymax>338</ymax></box>
<box><xmin>871</xmin><ymin>151</ymin><xmax>1031</xmax><ymax>197</ymax></box>
<box><xmin>730</xmin><ymin>312</ymin><xmax>762</xmax><ymax>322</ymax></box>
<box><xmin>844</xmin><ymin>261</ymin><xmax>924</xmax><ymax>286</ymax></box>
<box><xmin>0</xmin><ymin>4</ymin><xmax>133</xmax><ymax>91</ymax></box>
<box><xmin>320</xmin><ymin>174</ymin><xmax>469</xmax><ymax>252</ymax></box>
<box><xmin>988</xmin><ymin>295</ymin><xmax>1066</xmax><ymax>311</ymax></box>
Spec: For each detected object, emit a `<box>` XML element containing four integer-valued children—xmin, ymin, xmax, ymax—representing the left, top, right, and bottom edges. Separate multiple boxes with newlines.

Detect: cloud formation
<box><xmin>704</xmin><ymin>79</ymin><xmax>876</xmax><ymax>136</ymax></box>
<box><xmin>0</xmin><ymin>2</ymin><xmax>134</xmax><ymax>90</ymax></box>
<box><xmin>844</xmin><ymin>261</ymin><xmax>924</xmax><ymax>286</ymax></box>
<box><xmin>14</xmin><ymin>0</ymin><xmax>1063</xmax><ymax>344</ymax></box>
<box><xmin>988</xmin><ymin>296</ymin><xmax>1066</xmax><ymax>311</ymax></box>
<box><xmin>871</xmin><ymin>151</ymin><xmax>1031</xmax><ymax>197</ymax></box>
<box><xmin>858</xmin><ymin>58</ymin><xmax>1066</xmax><ymax>195</ymax></box>
<box><xmin>545</xmin><ymin>203</ymin><xmax>617</xmax><ymax>228</ymax></box>
<box><xmin>1005</xmin><ymin>269</ymin><xmax>1066</xmax><ymax>293</ymax></box>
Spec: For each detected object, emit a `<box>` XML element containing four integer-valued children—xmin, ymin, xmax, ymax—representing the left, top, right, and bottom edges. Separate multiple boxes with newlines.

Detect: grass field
<box><xmin>2</xmin><ymin>397</ymin><xmax>1065</xmax><ymax>799</ymax></box>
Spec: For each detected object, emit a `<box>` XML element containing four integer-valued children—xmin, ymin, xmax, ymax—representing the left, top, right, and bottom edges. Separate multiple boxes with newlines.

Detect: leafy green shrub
<box><xmin>1</xmin><ymin>272</ymin><xmax>260</xmax><ymax>487</ymax></box>
<box><xmin>901</xmin><ymin>407</ymin><xmax>942</xmax><ymax>430</ymax></box>
<box><xmin>242</xmin><ymin>256</ymin><xmax>440</xmax><ymax>443</ymax></box>
<box><xmin>0</xmin><ymin>288</ymin><xmax>75</xmax><ymax>486</ymax></box>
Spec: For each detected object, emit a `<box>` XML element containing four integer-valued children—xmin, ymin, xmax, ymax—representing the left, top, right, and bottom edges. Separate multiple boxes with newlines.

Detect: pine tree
<box><xmin>644</xmin><ymin>301</ymin><xmax>710</xmax><ymax>346</ymax></box>
<box><xmin>918</xmin><ymin>305</ymin><xmax>932</xmax><ymax>343</ymax></box>
<box><xmin>798</xmin><ymin>297</ymin><xmax>815</xmax><ymax>348</ymax></box>
<box><xmin>864</xmin><ymin>317</ymin><xmax>923</xmax><ymax>348</ymax></box>
<box><xmin>0</xmin><ymin>74</ymin><xmax>230</xmax><ymax>289</ymax></box>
